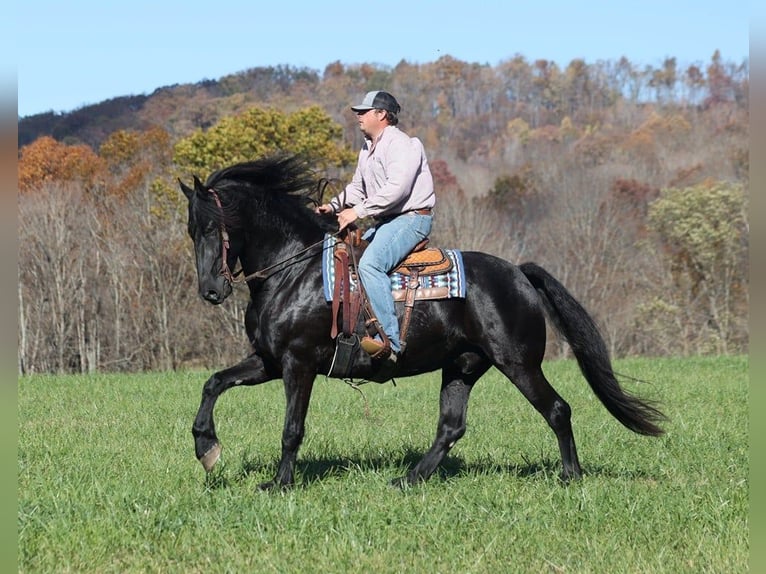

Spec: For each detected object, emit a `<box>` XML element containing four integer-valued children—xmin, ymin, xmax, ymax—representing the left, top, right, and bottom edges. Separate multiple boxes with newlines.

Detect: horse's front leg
<box><xmin>259</xmin><ymin>365</ymin><xmax>316</xmax><ymax>491</ymax></box>
<box><xmin>192</xmin><ymin>353</ymin><xmax>275</xmax><ymax>472</ymax></box>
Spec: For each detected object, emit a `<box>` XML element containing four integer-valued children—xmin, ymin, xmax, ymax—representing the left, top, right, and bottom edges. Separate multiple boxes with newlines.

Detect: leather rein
<box><xmin>208</xmin><ymin>186</ymin><xmax>340</xmax><ymax>284</ymax></box>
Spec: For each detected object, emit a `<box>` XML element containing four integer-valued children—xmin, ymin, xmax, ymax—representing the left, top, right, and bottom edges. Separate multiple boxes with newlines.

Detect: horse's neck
<box><xmin>241</xmin><ymin>230</ymin><xmax>323</xmax><ymax>283</ymax></box>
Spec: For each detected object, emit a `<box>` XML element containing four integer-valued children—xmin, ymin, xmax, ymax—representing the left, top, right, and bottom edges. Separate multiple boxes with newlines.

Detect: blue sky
<box><xmin>15</xmin><ymin>1</ymin><xmax>751</xmax><ymax>118</ymax></box>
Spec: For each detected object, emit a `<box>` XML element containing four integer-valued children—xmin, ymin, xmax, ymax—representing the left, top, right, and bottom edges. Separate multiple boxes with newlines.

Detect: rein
<box><xmin>238</xmin><ymin>235</ymin><xmax>337</xmax><ymax>282</ymax></box>
<box><xmin>208</xmin><ymin>186</ymin><xmax>341</xmax><ymax>284</ymax></box>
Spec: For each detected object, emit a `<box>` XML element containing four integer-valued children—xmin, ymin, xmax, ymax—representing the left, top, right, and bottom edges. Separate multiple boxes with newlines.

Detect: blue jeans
<box><xmin>358</xmin><ymin>213</ymin><xmax>433</xmax><ymax>353</ymax></box>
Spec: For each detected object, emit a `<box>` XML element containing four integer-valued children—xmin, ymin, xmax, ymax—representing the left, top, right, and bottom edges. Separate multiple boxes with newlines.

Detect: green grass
<box><xmin>18</xmin><ymin>356</ymin><xmax>748</xmax><ymax>573</ymax></box>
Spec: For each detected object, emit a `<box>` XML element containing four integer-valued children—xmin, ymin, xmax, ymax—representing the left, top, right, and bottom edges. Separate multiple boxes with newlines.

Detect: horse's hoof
<box><xmin>559</xmin><ymin>470</ymin><xmax>582</xmax><ymax>483</ymax></box>
<box><xmin>390</xmin><ymin>476</ymin><xmax>410</xmax><ymax>489</ymax></box>
<box><xmin>199</xmin><ymin>443</ymin><xmax>222</xmax><ymax>472</ymax></box>
<box><xmin>258</xmin><ymin>480</ymin><xmax>293</xmax><ymax>492</ymax></box>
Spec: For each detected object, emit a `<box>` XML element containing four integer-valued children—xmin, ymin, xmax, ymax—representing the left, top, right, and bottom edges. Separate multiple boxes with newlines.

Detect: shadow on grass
<box><xmin>203</xmin><ymin>447</ymin><xmax>659</xmax><ymax>490</ymax></box>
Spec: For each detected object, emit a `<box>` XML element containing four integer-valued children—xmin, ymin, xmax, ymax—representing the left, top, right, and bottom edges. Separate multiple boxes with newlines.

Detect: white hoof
<box><xmin>199</xmin><ymin>443</ymin><xmax>222</xmax><ymax>472</ymax></box>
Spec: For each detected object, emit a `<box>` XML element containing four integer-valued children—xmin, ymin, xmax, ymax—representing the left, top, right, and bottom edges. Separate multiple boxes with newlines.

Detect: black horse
<box><xmin>179</xmin><ymin>155</ymin><xmax>665</xmax><ymax>490</ymax></box>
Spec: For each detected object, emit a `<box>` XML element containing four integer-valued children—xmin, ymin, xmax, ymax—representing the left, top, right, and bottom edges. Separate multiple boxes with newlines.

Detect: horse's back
<box><xmin>460</xmin><ymin>251</ymin><xmax>540</xmax><ymax>307</ymax></box>
<box><xmin>402</xmin><ymin>250</ymin><xmax>546</xmax><ymax>364</ymax></box>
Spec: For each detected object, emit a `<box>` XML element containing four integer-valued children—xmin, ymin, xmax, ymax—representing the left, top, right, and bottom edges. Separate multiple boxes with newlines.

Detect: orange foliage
<box><xmin>98</xmin><ymin>127</ymin><xmax>173</xmax><ymax>200</ymax></box>
<box><xmin>610</xmin><ymin>179</ymin><xmax>659</xmax><ymax>213</ymax></box>
<box><xmin>18</xmin><ymin>136</ymin><xmax>105</xmax><ymax>194</ymax></box>
<box><xmin>100</xmin><ymin>127</ymin><xmax>172</xmax><ymax>170</ymax></box>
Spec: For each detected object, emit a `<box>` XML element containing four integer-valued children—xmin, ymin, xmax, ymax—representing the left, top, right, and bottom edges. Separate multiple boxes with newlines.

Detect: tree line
<box><xmin>17</xmin><ymin>52</ymin><xmax>749</xmax><ymax>374</ymax></box>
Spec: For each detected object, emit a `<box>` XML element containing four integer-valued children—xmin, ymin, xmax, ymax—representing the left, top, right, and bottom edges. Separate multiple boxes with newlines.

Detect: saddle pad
<box><xmin>322</xmin><ymin>234</ymin><xmax>466</xmax><ymax>302</ymax></box>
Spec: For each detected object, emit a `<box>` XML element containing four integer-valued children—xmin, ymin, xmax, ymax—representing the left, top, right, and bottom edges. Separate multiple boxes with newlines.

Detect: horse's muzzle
<box><xmin>200</xmin><ymin>278</ymin><xmax>232</xmax><ymax>305</ymax></box>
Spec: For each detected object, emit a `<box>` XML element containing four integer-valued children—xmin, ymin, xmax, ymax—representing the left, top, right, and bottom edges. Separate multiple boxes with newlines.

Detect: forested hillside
<box><xmin>18</xmin><ymin>52</ymin><xmax>749</xmax><ymax>374</ymax></box>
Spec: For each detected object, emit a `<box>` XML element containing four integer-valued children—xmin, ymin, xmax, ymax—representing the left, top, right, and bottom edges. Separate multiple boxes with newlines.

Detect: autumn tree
<box><xmin>649</xmin><ymin>57</ymin><xmax>679</xmax><ymax>104</ymax></box>
<box><xmin>18</xmin><ymin>137</ymin><xmax>109</xmax><ymax>373</ymax></box>
<box><xmin>172</xmin><ymin>105</ymin><xmax>356</xmax><ymax>180</ymax></box>
<box><xmin>18</xmin><ymin>136</ymin><xmax>105</xmax><ymax>194</ymax></box>
<box><xmin>643</xmin><ymin>181</ymin><xmax>748</xmax><ymax>354</ymax></box>
<box><xmin>18</xmin><ymin>127</ymin><xmax>202</xmax><ymax>373</ymax></box>
<box><xmin>96</xmin><ymin>127</ymin><xmax>195</xmax><ymax>371</ymax></box>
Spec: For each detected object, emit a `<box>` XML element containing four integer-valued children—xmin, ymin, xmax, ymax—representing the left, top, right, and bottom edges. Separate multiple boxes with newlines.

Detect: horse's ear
<box><xmin>179</xmin><ymin>178</ymin><xmax>194</xmax><ymax>200</ymax></box>
<box><xmin>193</xmin><ymin>176</ymin><xmax>206</xmax><ymax>194</ymax></box>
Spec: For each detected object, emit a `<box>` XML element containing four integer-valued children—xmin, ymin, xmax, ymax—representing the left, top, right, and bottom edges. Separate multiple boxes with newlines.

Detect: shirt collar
<box><xmin>365</xmin><ymin>125</ymin><xmax>392</xmax><ymax>152</ymax></box>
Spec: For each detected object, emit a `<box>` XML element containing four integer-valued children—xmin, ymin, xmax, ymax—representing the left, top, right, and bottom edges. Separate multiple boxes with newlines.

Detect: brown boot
<box><xmin>361</xmin><ymin>336</ymin><xmax>391</xmax><ymax>360</ymax></box>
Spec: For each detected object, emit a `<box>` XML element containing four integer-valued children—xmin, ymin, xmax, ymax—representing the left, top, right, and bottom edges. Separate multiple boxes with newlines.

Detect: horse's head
<box><xmin>180</xmin><ymin>156</ymin><xmax>340</xmax><ymax>304</ymax></box>
<box><xmin>179</xmin><ymin>175</ymin><xmax>237</xmax><ymax>305</ymax></box>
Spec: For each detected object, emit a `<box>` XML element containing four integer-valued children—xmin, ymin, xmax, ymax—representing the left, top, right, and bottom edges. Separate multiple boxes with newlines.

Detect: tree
<box><xmin>18</xmin><ymin>183</ymin><xmax>98</xmax><ymax>373</ymax></box>
<box><xmin>682</xmin><ymin>64</ymin><xmax>706</xmax><ymax>105</ymax></box>
<box><xmin>172</xmin><ymin>105</ymin><xmax>356</xmax><ymax>179</ymax></box>
<box><xmin>645</xmin><ymin>181</ymin><xmax>748</xmax><ymax>353</ymax></box>
<box><xmin>649</xmin><ymin>57</ymin><xmax>678</xmax><ymax>104</ymax></box>
<box><xmin>97</xmin><ymin>127</ymin><xmax>190</xmax><ymax>371</ymax></box>
<box><xmin>18</xmin><ymin>136</ymin><xmax>105</xmax><ymax>194</ymax></box>
<box><xmin>527</xmin><ymin>156</ymin><xmax>651</xmax><ymax>357</ymax></box>
<box><xmin>705</xmin><ymin>50</ymin><xmax>735</xmax><ymax>107</ymax></box>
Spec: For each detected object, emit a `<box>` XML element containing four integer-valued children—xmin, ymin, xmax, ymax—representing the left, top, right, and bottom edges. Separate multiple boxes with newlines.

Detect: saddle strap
<box><xmin>346</xmin><ymin>238</ymin><xmax>365</xmax><ymax>338</ymax></box>
<box><xmin>331</xmin><ymin>244</ymin><xmax>350</xmax><ymax>338</ymax></box>
<box><xmin>330</xmin><ymin>237</ymin><xmax>418</xmax><ymax>354</ymax></box>
<box><xmin>341</xmin><ymin>257</ymin><xmax>353</xmax><ymax>336</ymax></box>
<box><xmin>331</xmin><ymin>236</ymin><xmax>370</xmax><ymax>340</ymax></box>
<box><xmin>399</xmin><ymin>267</ymin><xmax>422</xmax><ymax>354</ymax></box>
<box><xmin>349</xmin><ymin>272</ymin><xmax>362</xmax><ymax>336</ymax></box>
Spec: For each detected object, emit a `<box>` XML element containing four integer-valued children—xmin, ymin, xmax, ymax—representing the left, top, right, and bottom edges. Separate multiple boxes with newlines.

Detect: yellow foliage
<box><xmin>625</xmin><ymin>111</ymin><xmax>692</xmax><ymax>154</ymax></box>
<box><xmin>506</xmin><ymin>117</ymin><xmax>530</xmax><ymax>144</ymax></box>
<box><xmin>648</xmin><ymin>181</ymin><xmax>747</xmax><ymax>272</ymax></box>
<box><xmin>173</xmin><ymin>105</ymin><xmax>355</xmax><ymax>179</ymax></box>
<box><xmin>559</xmin><ymin>116</ymin><xmax>581</xmax><ymax>139</ymax></box>
<box><xmin>100</xmin><ymin>127</ymin><xmax>172</xmax><ymax>170</ymax></box>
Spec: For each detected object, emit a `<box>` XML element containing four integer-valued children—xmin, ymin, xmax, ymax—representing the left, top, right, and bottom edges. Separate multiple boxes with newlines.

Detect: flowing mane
<box><xmin>196</xmin><ymin>154</ymin><xmax>337</xmax><ymax>237</ymax></box>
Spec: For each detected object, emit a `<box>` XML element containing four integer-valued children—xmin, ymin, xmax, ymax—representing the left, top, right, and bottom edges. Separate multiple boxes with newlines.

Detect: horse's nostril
<box><xmin>203</xmin><ymin>290</ymin><xmax>221</xmax><ymax>303</ymax></box>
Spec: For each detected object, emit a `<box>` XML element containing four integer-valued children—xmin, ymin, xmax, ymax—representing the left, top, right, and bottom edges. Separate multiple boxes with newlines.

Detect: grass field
<box><xmin>18</xmin><ymin>356</ymin><xmax>747</xmax><ymax>573</ymax></box>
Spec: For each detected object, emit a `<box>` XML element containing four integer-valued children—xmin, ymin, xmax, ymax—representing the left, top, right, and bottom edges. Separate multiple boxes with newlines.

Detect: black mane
<box><xmin>195</xmin><ymin>155</ymin><xmax>337</xmax><ymax>236</ymax></box>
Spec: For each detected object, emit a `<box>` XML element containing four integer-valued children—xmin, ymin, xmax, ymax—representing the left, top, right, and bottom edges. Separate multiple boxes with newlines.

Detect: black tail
<box><xmin>519</xmin><ymin>262</ymin><xmax>666</xmax><ymax>436</ymax></box>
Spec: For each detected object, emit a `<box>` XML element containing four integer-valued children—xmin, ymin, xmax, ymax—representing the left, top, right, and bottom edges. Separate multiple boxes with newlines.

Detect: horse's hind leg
<box><xmin>192</xmin><ymin>354</ymin><xmax>274</xmax><ymax>473</ymax></box>
<box><xmin>393</xmin><ymin>355</ymin><xmax>489</xmax><ymax>487</ymax></box>
<box><xmin>502</xmin><ymin>362</ymin><xmax>582</xmax><ymax>481</ymax></box>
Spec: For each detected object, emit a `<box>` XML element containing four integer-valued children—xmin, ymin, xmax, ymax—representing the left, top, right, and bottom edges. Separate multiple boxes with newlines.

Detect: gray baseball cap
<box><xmin>350</xmin><ymin>90</ymin><xmax>401</xmax><ymax>114</ymax></box>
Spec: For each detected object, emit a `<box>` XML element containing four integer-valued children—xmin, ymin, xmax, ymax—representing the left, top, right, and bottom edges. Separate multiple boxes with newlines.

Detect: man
<box><xmin>317</xmin><ymin>90</ymin><xmax>435</xmax><ymax>363</ymax></box>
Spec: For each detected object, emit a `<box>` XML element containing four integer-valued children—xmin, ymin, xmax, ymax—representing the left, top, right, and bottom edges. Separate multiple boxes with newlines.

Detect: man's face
<box><xmin>356</xmin><ymin>108</ymin><xmax>385</xmax><ymax>139</ymax></box>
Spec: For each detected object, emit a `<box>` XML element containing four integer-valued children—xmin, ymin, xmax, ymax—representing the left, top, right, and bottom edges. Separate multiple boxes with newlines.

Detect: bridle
<box><xmin>208</xmin><ymin>188</ymin><xmax>237</xmax><ymax>283</ymax></box>
<box><xmin>207</xmin><ymin>186</ymin><xmax>340</xmax><ymax>284</ymax></box>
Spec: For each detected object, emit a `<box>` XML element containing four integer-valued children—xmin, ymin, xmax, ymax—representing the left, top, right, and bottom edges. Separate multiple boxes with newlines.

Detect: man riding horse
<box><xmin>316</xmin><ymin>90</ymin><xmax>435</xmax><ymax>365</ymax></box>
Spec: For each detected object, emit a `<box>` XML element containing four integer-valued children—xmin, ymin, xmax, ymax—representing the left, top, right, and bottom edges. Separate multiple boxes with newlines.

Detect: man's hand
<box><xmin>337</xmin><ymin>207</ymin><xmax>358</xmax><ymax>231</ymax></box>
<box><xmin>315</xmin><ymin>203</ymin><xmax>335</xmax><ymax>214</ymax></box>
